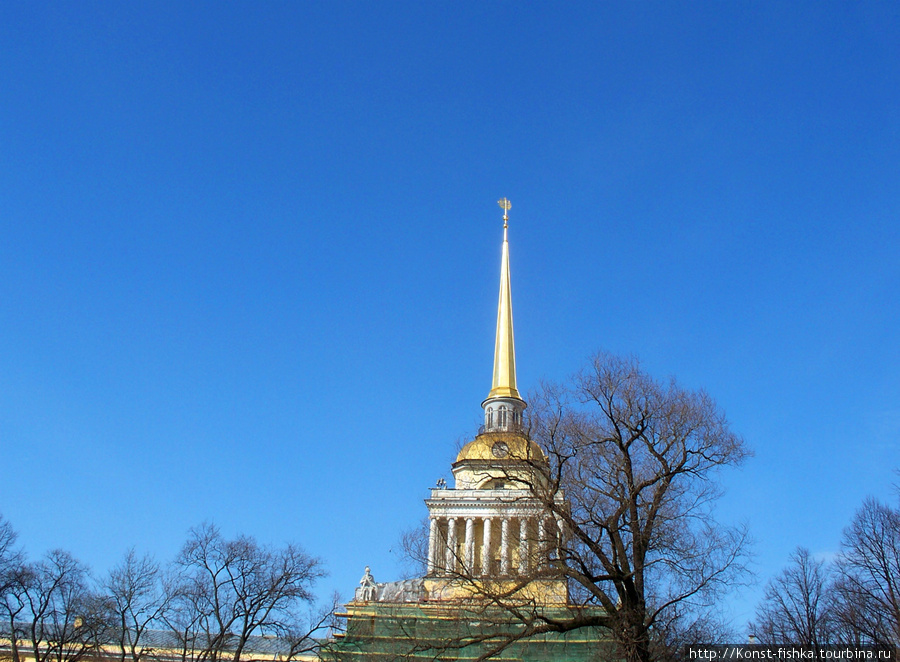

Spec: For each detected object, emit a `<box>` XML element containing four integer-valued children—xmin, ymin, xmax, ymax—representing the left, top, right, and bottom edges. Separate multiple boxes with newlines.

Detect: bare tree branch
<box><xmin>752</xmin><ymin>547</ymin><xmax>835</xmax><ymax>646</ymax></box>
<box><xmin>167</xmin><ymin>523</ymin><xmax>325</xmax><ymax>662</ymax></box>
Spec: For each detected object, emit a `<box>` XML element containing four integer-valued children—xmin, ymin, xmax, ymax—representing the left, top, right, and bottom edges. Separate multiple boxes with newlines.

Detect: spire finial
<box><xmin>498</xmin><ymin>198</ymin><xmax>511</xmax><ymax>235</ymax></box>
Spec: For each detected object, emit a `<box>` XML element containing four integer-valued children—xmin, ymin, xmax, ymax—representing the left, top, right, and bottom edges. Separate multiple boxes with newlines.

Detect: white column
<box><xmin>556</xmin><ymin>518</ymin><xmax>565</xmax><ymax>561</ymax></box>
<box><xmin>481</xmin><ymin>518</ymin><xmax>492</xmax><ymax>576</ymax></box>
<box><xmin>537</xmin><ymin>517</ymin><xmax>546</xmax><ymax>568</ymax></box>
<box><xmin>519</xmin><ymin>518</ymin><xmax>529</xmax><ymax>575</ymax></box>
<box><xmin>464</xmin><ymin>518</ymin><xmax>475</xmax><ymax>572</ymax></box>
<box><xmin>500</xmin><ymin>519</ymin><xmax>510</xmax><ymax>575</ymax></box>
<box><xmin>447</xmin><ymin>518</ymin><xmax>457</xmax><ymax>573</ymax></box>
<box><xmin>427</xmin><ymin>517</ymin><xmax>438</xmax><ymax>574</ymax></box>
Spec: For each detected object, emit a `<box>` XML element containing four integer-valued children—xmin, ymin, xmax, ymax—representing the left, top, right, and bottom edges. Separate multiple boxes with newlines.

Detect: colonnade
<box><xmin>426</xmin><ymin>515</ymin><xmax>564</xmax><ymax>577</ymax></box>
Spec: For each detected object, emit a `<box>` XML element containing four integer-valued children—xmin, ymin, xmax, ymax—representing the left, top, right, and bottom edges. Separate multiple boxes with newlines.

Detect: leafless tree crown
<box><xmin>400</xmin><ymin>353</ymin><xmax>751</xmax><ymax>662</ymax></box>
<box><xmin>0</xmin><ymin>517</ymin><xmax>330</xmax><ymax>662</ymax></box>
<box><xmin>752</xmin><ymin>547</ymin><xmax>834</xmax><ymax>646</ymax></box>
<box><xmin>753</xmin><ymin>496</ymin><xmax>900</xmax><ymax>647</ymax></box>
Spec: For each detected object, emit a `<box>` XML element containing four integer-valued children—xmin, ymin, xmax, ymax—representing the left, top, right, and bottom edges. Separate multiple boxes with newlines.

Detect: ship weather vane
<box><xmin>497</xmin><ymin>197</ymin><xmax>511</xmax><ymax>228</ymax></box>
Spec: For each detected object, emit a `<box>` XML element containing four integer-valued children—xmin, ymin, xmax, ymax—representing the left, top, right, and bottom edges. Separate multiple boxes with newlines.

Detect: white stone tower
<box><xmin>423</xmin><ymin>200</ymin><xmax>566</xmax><ymax>602</ymax></box>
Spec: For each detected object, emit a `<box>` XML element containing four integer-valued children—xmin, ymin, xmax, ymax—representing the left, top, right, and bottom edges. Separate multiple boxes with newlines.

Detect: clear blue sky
<box><xmin>2</xmin><ymin>2</ymin><xmax>898</xmax><ymax>633</ymax></box>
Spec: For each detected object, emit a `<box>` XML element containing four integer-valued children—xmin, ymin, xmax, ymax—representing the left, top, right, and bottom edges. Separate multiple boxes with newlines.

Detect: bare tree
<box><xmin>103</xmin><ymin>549</ymin><xmax>170</xmax><ymax>662</ymax></box>
<box><xmin>2</xmin><ymin>565</ymin><xmax>31</xmax><ymax>662</ymax></box>
<box><xmin>19</xmin><ymin>550</ymin><xmax>107</xmax><ymax>662</ymax></box>
<box><xmin>536</xmin><ymin>354</ymin><xmax>748</xmax><ymax>661</ymax></box>
<box><xmin>395</xmin><ymin>518</ymin><xmax>429</xmax><ymax>580</ymax></box>
<box><xmin>0</xmin><ymin>516</ymin><xmax>27</xmax><ymax>662</ymax></box>
<box><xmin>829</xmin><ymin>574</ymin><xmax>893</xmax><ymax>646</ymax></box>
<box><xmin>751</xmin><ymin>548</ymin><xmax>835</xmax><ymax>646</ymax></box>
<box><xmin>278</xmin><ymin>593</ymin><xmax>343</xmax><ymax>661</ymax></box>
<box><xmin>167</xmin><ymin>523</ymin><xmax>326</xmax><ymax>662</ymax></box>
<box><xmin>831</xmin><ymin>498</ymin><xmax>900</xmax><ymax>644</ymax></box>
<box><xmin>425</xmin><ymin>353</ymin><xmax>751</xmax><ymax>662</ymax></box>
<box><xmin>163</xmin><ymin>572</ymin><xmax>207</xmax><ymax>662</ymax></box>
<box><xmin>0</xmin><ymin>515</ymin><xmax>21</xmax><ymax>593</ymax></box>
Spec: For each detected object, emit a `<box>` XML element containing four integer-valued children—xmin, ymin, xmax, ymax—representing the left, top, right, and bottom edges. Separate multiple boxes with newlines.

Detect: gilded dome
<box><xmin>454</xmin><ymin>431</ymin><xmax>547</xmax><ymax>464</ymax></box>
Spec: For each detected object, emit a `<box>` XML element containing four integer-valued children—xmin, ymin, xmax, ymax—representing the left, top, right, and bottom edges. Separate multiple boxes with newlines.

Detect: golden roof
<box><xmin>455</xmin><ymin>431</ymin><xmax>546</xmax><ymax>464</ymax></box>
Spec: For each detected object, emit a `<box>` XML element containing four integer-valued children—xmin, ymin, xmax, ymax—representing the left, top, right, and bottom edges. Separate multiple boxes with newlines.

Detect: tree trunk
<box><xmin>9</xmin><ymin>629</ymin><xmax>20</xmax><ymax>662</ymax></box>
<box><xmin>231</xmin><ymin>635</ymin><xmax>246</xmax><ymax>662</ymax></box>
<box><xmin>616</xmin><ymin>610</ymin><xmax>652</xmax><ymax>662</ymax></box>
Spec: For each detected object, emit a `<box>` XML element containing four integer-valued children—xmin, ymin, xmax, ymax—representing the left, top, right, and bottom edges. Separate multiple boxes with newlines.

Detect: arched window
<box><xmin>499</xmin><ymin>406</ymin><xmax>507</xmax><ymax>427</ymax></box>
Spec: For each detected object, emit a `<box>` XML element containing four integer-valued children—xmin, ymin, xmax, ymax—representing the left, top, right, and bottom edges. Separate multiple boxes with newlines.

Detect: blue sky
<box><xmin>1</xmin><ymin>2</ymin><xmax>899</xmax><ymax>632</ymax></box>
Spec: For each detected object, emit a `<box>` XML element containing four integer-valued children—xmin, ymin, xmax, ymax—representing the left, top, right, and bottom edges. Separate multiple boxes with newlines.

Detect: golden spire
<box><xmin>487</xmin><ymin>198</ymin><xmax>522</xmax><ymax>401</ymax></box>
